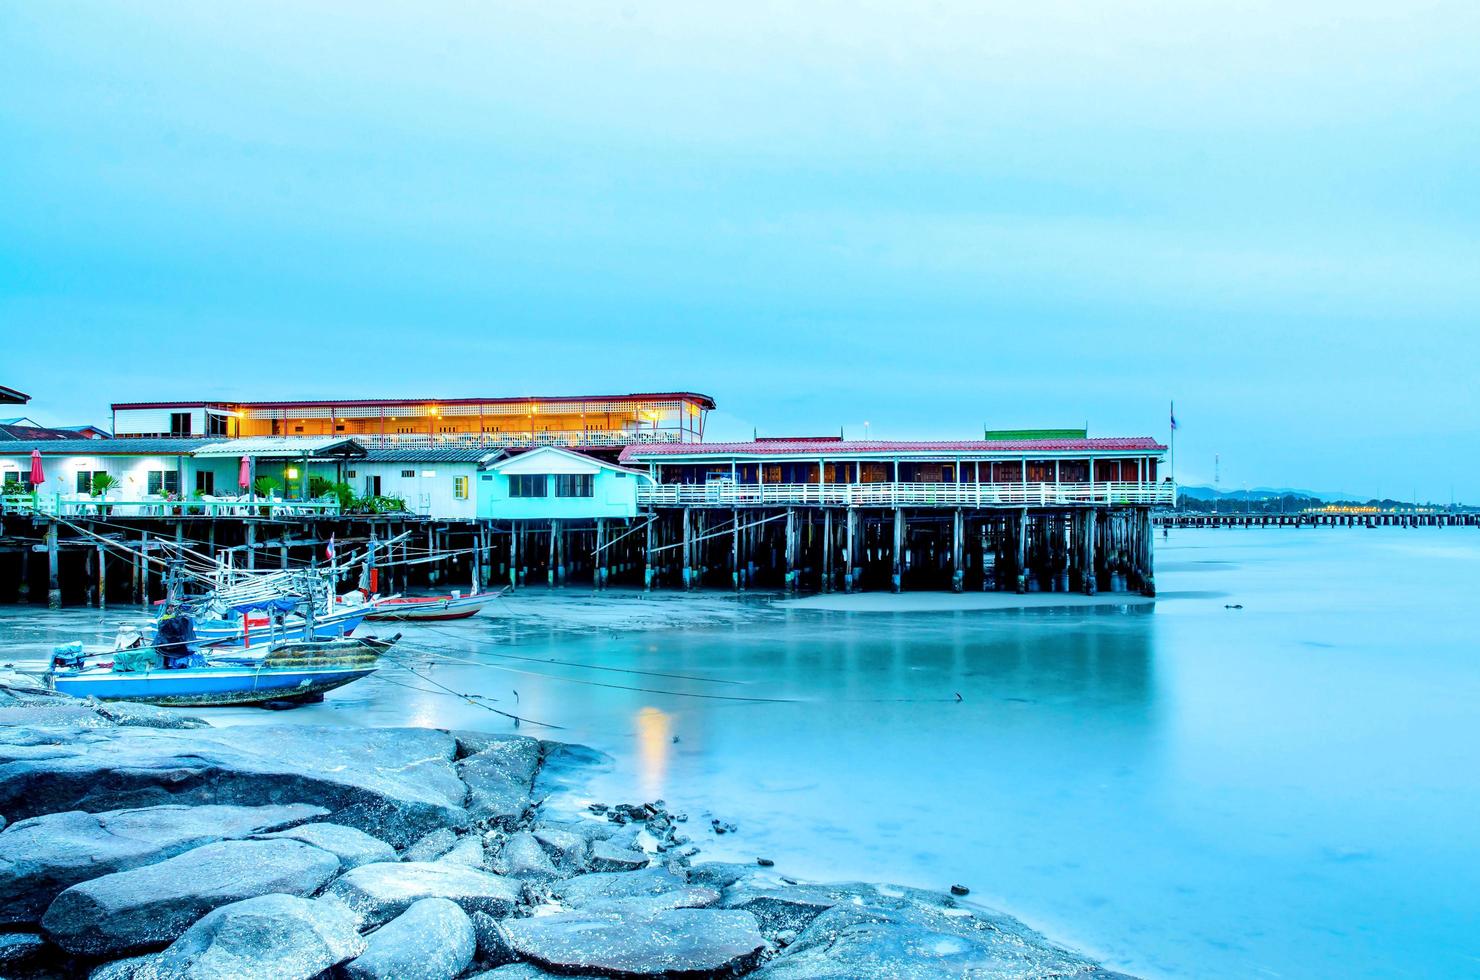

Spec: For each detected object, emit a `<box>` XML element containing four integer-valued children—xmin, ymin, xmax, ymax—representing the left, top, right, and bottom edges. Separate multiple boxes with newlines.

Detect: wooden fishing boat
<box><xmin>46</xmin><ymin>634</ymin><xmax>399</xmax><ymax>707</ymax></box>
<box><xmin>366</xmin><ymin>590</ymin><xmax>502</xmax><ymax>622</ymax></box>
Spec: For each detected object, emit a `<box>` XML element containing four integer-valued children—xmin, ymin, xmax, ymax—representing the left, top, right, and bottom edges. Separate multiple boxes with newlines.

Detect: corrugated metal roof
<box><xmin>0</xmin><ymin>385</ymin><xmax>29</xmax><ymax>405</ymax></box>
<box><xmin>112</xmin><ymin>391</ymin><xmax>718</xmax><ymax>411</ymax></box>
<box><xmin>192</xmin><ymin>437</ymin><xmax>366</xmax><ymax>458</ymax></box>
<box><xmin>361</xmin><ymin>447</ymin><xmax>504</xmax><ymax>463</ymax></box>
<box><xmin>0</xmin><ymin>438</ymin><xmax>209</xmax><ymax>456</ymax></box>
<box><xmin>620</xmin><ymin>437</ymin><xmax>1167</xmax><ymax>463</ymax></box>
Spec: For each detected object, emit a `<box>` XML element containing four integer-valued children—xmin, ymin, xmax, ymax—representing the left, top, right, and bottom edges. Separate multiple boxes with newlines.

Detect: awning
<box><xmin>192</xmin><ymin>437</ymin><xmax>367</xmax><ymax>460</ymax></box>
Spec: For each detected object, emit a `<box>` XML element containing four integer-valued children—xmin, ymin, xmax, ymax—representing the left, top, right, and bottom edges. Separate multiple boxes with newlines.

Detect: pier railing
<box><xmin>635</xmin><ymin>481</ymin><xmax>1176</xmax><ymax>508</ymax></box>
<box><xmin>360</xmin><ymin>430</ymin><xmax>692</xmax><ymax>449</ymax></box>
<box><xmin>1</xmin><ymin>493</ymin><xmax>341</xmax><ymax>519</ymax></box>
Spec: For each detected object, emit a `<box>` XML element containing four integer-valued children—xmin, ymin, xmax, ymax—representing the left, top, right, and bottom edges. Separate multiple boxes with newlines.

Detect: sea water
<box><xmin>2</xmin><ymin>528</ymin><xmax>1476</xmax><ymax>977</ymax></box>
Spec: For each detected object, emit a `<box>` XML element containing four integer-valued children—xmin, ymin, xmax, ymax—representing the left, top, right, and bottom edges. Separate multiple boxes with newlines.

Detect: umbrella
<box><xmin>239</xmin><ymin>456</ymin><xmax>250</xmax><ymax>490</ymax></box>
<box><xmin>28</xmin><ymin>449</ymin><xmax>44</xmax><ymax>487</ymax></box>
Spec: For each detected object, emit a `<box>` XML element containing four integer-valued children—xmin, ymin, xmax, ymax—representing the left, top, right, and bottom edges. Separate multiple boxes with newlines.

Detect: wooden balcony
<box><xmin>2</xmin><ymin>493</ymin><xmax>342</xmax><ymax>519</ymax></box>
<box><xmin>635</xmin><ymin>481</ymin><xmax>1176</xmax><ymax>509</ymax></box>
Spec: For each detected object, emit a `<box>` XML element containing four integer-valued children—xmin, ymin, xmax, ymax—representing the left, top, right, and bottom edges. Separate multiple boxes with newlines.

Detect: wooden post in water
<box><xmin>84</xmin><ymin>544</ymin><xmax>95</xmax><ymax>607</ymax></box>
<box><xmin>139</xmin><ymin>531</ymin><xmax>151</xmax><ymax>607</ymax></box>
<box><xmin>245</xmin><ymin>522</ymin><xmax>256</xmax><ymax>571</ymax></box>
<box><xmin>1082</xmin><ymin>509</ymin><xmax>1098</xmax><ymax>595</ymax></box>
<box><xmin>644</xmin><ymin>514</ymin><xmax>654</xmax><ymax>591</ymax></box>
<box><xmin>45</xmin><ymin>522</ymin><xmax>60</xmax><ymax>609</ymax></box>
<box><xmin>681</xmin><ymin>508</ymin><xmax>693</xmax><ymax>590</ymax></box>
<box><xmin>97</xmin><ymin>544</ymin><xmax>108</xmax><ymax>609</ymax></box>
<box><xmin>1015</xmin><ymin>509</ymin><xmax>1028</xmax><ymax>594</ymax></box>
<box><xmin>17</xmin><ymin>546</ymin><xmax>29</xmax><ymax>603</ymax></box>
<box><xmin>843</xmin><ymin>507</ymin><xmax>856</xmax><ymax>592</ymax></box>
<box><xmin>785</xmin><ymin>508</ymin><xmax>797</xmax><ymax>593</ymax></box>
<box><xmin>891</xmin><ymin>507</ymin><xmax>903</xmax><ymax>593</ymax></box>
<box><xmin>951</xmin><ymin>508</ymin><xmax>964</xmax><ymax>593</ymax></box>
<box><xmin>822</xmin><ymin>508</ymin><xmax>833</xmax><ymax>593</ymax></box>
<box><xmin>1139</xmin><ymin>508</ymin><xmax>1156</xmax><ymax>597</ymax></box>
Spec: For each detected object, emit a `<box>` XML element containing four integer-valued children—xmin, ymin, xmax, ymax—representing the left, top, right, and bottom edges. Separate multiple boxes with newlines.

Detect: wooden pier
<box><xmin>1154</xmin><ymin>512</ymin><xmax>1479</xmax><ymax>529</ymax></box>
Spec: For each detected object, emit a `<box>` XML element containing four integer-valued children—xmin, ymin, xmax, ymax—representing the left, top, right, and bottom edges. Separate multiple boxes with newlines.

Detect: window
<box><xmin>555</xmin><ymin>474</ymin><xmax>593</xmax><ymax>497</ymax></box>
<box><xmin>293</xmin><ymin>425</ymin><xmax>304</xmax><ymax>434</ymax></box>
<box><xmin>207</xmin><ymin>413</ymin><xmax>228</xmax><ymax>436</ymax></box>
<box><xmin>75</xmin><ymin>470</ymin><xmax>106</xmax><ymax>494</ymax></box>
<box><xmin>170</xmin><ymin>412</ymin><xmax>192</xmax><ymax>437</ymax></box>
<box><xmin>364</xmin><ymin>475</ymin><xmax>382</xmax><ymax>496</ymax></box>
<box><xmin>147</xmin><ymin>470</ymin><xmax>181</xmax><ymax>496</ymax></box>
<box><xmin>346</xmin><ymin>470</ymin><xmax>357</xmax><ymax>478</ymax></box>
<box><xmin>401</xmin><ymin>469</ymin><xmax>415</xmax><ymax>479</ymax></box>
<box><xmin>196</xmin><ymin>471</ymin><xmax>215</xmax><ymax>495</ymax></box>
<box><xmin>509</xmin><ymin>474</ymin><xmax>547</xmax><ymax>498</ymax></box>
<box><xmin>3</xmin><ymin>474</ymin><xmax>33</xmax><ymax>493</ymax></box>
<box><xmin>453</xmin><ymin>476</ymin><xmax>469</xmax><ymax>499</ymax></box>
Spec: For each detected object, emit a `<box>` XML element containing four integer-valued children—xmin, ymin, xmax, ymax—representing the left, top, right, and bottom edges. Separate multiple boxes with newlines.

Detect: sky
<box><xmin>2</xmin><ymin>2</ymin><xmax>1477</xmax><ymax>499</ymax></box>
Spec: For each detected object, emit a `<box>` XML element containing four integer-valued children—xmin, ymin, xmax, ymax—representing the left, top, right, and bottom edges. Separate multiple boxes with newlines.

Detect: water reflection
<box><xmin>634</xmin><ymin>705</ymin><xmax>672</xmax><ymax>798</ymax></box>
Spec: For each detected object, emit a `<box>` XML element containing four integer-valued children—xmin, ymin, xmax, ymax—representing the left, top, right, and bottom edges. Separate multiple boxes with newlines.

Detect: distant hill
<box><xmin>1178</xmin><ymin>485</ymin><xmax>1361</xmax><ymax>503</ymax></box>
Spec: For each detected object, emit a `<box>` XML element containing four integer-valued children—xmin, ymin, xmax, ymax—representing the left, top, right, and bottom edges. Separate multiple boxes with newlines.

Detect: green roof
<box><xmin>983</xmin><ymin>428</ymin><xmax>1088</xmax><ymax>440</ymax></box>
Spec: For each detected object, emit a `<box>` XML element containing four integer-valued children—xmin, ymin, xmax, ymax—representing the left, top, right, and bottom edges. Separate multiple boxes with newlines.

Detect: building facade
<box><xmin>110</xmin><ymin>392</ymin><xmax>715</xmax><ymax>452</ymax></box>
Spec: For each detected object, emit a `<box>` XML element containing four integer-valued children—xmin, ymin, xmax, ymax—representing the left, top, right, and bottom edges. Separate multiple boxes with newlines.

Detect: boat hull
<box><xmin>366</xmin><ymin>594</ymin><xmax>496</xmax><ymax>622</ymax></box>
<box><xmin>51</xmin><ymin>665</ymin><xmax>376</xmax><ymax>707</ymax></box>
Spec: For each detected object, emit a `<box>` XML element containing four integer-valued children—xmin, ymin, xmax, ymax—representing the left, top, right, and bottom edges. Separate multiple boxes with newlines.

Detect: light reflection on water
<box><xmin>2</xmin><ymin>528</ymin><xmax>1478</xmax><ymax>979</ymax></box>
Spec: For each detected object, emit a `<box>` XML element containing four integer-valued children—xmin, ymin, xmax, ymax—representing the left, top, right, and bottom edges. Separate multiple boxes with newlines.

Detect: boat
<box><xmin>366</xmin><ymin>589</ymin><xmax>504</xmax><ymax>622</ymax></box>
<box><xmin>168</xmin><ymin>603</ymin><xmax>370</xmax><ymax>648</ymax></box>
<box><xmin>46</xmin><ymin>634</ymin><xmax>400</xmax><ymax>707</ymax></box>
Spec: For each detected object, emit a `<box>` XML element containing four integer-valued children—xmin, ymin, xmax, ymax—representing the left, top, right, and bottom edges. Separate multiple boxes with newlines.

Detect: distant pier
<box><xmin>1155</xmin><ymin>511</ymin><xmax>1478</xmax><ymax>529</ymax></box>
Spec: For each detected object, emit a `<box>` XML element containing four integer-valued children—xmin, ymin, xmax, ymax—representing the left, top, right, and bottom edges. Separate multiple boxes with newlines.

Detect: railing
<box><xmin>1</xmin><ymin>493</ymin><xmax>341</xmax><ymax>518</ymax></box>
<box><xmin>636</xmin><ymin>481</ymin><xmax>1176</xmax><ymax>508</ymax></box>
<box><xmin>360</xmin><ymin>431</ymin><xmax>694</xmax><ymax>449</ymax></box>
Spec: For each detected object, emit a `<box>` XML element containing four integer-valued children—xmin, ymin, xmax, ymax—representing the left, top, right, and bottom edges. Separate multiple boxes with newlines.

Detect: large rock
<box><xmin>555</xmin><ymin>866</ymin><xmax>688</xmax><ymax>910</ymax></box>
<box><xmin>458</xmin><ymin>737</ymin><xmax>542</xmax><ymax>828</ymax></box>
<box><xmin>402</xmin><ymin>827</ymin><xmax>458</xmax><ymax>862</ymax></box>
<box><xmin>502</xmin><ymin>907</ymin><xmax>766</xmax><ymax>978</ymax></box>
<box><xmin>324</xmin><ymin>861</ymin><xmax>520</xmax><ymax>928</ymax></box>
<box><xmin>467</xmin><ymin>965</ymin><xmax>597</xmax><ymax>980</ymax></box>
<box><xmin>41</xmin><ymin>838</ymin><xmax>341</xmax><ymax>957</ymax></box>
<box><xmin>749</xmin><ymin>887</ymin><xmax>1106</xmax><ymax>979</ymax></box>
<box><xmin>0</xmin><ymin>803</ymin><xmax>328</xmax><ymax>923</ymax></box>
<box><xmin>0</xmin><ymin>685</ymin><xmax>205</xmax><ymax>730</ymax></box>
<box><xmin>532</xmin><ymin>827</ymin><xmax>590</xmax><ymax>873</ymax></box>
<box><xmin>0</xmin><ymin>725</ymin><xmax>469</xmax><ymax>847</ymax></box>
<box><xmin>493</xmin><ymin>831</ymin><xmax>559</xmax><ymax>880</ymax></box>
<box><xmin>587</xmin><ymin>838</ymin><xmax>648</xmax><ymax>873</ymax></box>
<box><xmin>0</xmin><ymin>931</ymin><xmax>49</xmax><ymax>973</ymax></box>
<box><xmin>437</xmin><ymin>835</ymin><xmax>487</xmax><ymax>869</ymax></box>
<box><xmin>258</xmin><ymin>823</ymin><xmax>397</xmax><ymax>872</ymax></box>
<box><xmin>147</xmin><ymin>894</ymin><xmax>364</xmax><ymax>979</ymax></box>
<box><xmin>342</xmin><ymin>897</ymin><xmax>475</xmax><ymax>980</ymax></box>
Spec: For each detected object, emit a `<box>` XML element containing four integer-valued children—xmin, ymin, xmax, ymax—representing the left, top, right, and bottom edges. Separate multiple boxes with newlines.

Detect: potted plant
<box><xmin>166</xmin><ymin>491</ymin><xmax>183</xmax><ymax>516</ymax></box>
<box><xmin>253</xmin><ymin>476</ymin><xmax>282</xmax><ymax>517</ymax></box>
<box><xmin>89</xmin><ymin>473</ymin><xmax>117</xmax><ymax>516</ymax></box>
<box><xmin>187</xmin><ymin>488</ymin><xmax>206</xmax><ymax>515</ymax></box>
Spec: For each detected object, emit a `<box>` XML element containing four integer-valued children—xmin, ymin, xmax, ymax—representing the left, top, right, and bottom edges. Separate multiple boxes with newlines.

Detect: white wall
<box><xmin>336</xmin><ymin>461</ymin><xmax>480</xmax><ymax>520</ymax></box>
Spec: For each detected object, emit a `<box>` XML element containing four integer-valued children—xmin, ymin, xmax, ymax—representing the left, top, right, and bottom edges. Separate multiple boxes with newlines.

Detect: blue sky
<box><xmin>3</xmin><ymin>2</ymin><xmax>1477</xmax><ymax>498</ymax></box>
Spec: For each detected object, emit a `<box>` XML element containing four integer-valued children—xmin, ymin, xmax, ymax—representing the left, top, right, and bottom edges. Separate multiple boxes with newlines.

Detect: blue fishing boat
<box><xmin>47</xmin><ymin>634</ymin><xmax>399</xmax><ymax>707</ymax></box>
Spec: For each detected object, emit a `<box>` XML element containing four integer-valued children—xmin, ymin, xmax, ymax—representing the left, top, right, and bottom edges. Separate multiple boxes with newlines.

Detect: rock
<box><xmin>493</xmin><ymin>831</ymin><xmax>560</xmax><ymax>880</ymax></box>
<box><xmin>41</xmin><ymin>838</ymin><xmax>341</xmax><ymax>957</ymax></box>
<box><xmin>403</xmin><ymin>828</ymin><xmax>458</xmax><ymax>862</ymax></box>
<box><xmin>259</xmin><ymin>822</ymin><xmax>398</xmax><ymax>872</ymax></box>
<box><xmin>0</xmin><ymin>725</ymin><xmax>469</xmax><ymax>848</ymax></box>
<box><xmin>757</xmin><ymin>858</ymin><xmax>775</xmax><ymax>867</ymax></box>
<box><xmin>470</xmin><ymin>910</ymin><xmax>518</xmax><ymax>967</ymax></box>
<box><xmin>503</xmin><ymin>907</ymin><xmax>766</xmax><ymax>978</ymax></box>
<box><xmin>583</xmin><ymin>886</ymin><xmax>722</xmax><ymax>919</ymax></box>
<box><xmin>749</xmin><ymin>888</ymin><xmax>1102</xmax><ymax>979</ymax></box>
<box><xmin>950</xmin><ymin>884</ymin><xmax>970</xmax><ymax>896</ymax></box>
<box><xmin>532</xmin><ymin>828</ymin><xmax>589</xmax><ymax>872</ymax></box>
<box><xmin>438</xmin><ymin>836</ymin><xmax>486</xmax><ymax>869</ymax></box>
<box><xmin>466</xmin><ymin>965</ymin><xmax>593</xmax><ymax>980</ymax></box>
<box><xmin>685</xmin><ymin>863</ymin><xmax>753</xmax><ymax>891</ymax></box>
<box><xmin>0</xmin><ymin>803</ymin><xmax>328</xmax><ymax>924</ymax></box>
<box><xmin>90</xmin><ymin>701</ymin><xmax>210</xmax><ymax>729</ymax></box>
<box><xmin>555</xmin><ymin>866</ymin><xmax>688</xmax><ymax>909</ymax></box>
<box><xmin>342</xmin><ymin>897</ymin><xmax>474</xmax><ymax>980</ymax></box>
<box><xmin>324</xmin><ymin>861</ymin><xmax>520</xmax><ymax>928</ymax></box>
<box><xmin>451</xmin><ymin>731</ymin><xmax>539</xmax><ymax>760</ymax></box>
<box><xmin>147</xmin><ymin>894</ymin><xmax>364</xmax><ymax>979</ymax></box>
<box><xmin>587</xmin><ymin>838</ymin><xmax>647</xmax><ymax>873</ymax></box>
<box><xmin>721</xmin><ymin>880</ymin><xmax>840</xmax><ymax>936</ymax></box>
<box><xmin>0</xmin><ymin>931</ymin><xmax>49</xmax><ymax>973</ymax></box>
<box><xmin>458</xmin><ymin>738</ymin><xmax>542</xmax><ymax>828</ymax></box>
<box><xmin>88</xmin><ymin>953</ymin><xmax>160</xmax><ymax>979</ymax></box>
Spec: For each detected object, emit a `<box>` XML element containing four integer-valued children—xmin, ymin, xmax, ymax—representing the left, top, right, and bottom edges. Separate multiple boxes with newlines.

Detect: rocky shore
<box><xmin>0</xmin><ymin>681</ymin><xmax>1128</xmax><ymax>979</ymax></box>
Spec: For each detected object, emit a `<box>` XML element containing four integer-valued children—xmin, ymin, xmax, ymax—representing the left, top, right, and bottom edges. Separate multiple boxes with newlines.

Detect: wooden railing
<box><xmin>1</xmin><ymin>493</ymin><xmax>341</xmax><ymax>518</ymax></box>
<box><xmin>636</xmin><ymin>481</ymin><xmax>1176</xmax><ymax>508</ymax></box>
<box><xmin>361</xmin><ymin>430</ymin><xmax>694</xmax><ymax>448</ymax></box>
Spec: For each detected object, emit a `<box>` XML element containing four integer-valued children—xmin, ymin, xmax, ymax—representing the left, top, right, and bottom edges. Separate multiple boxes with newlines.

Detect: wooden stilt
<box><xmin>844</xmin><ymin>507</ymin><xmax>856</xmax><ymax>592</ymax></box>
<box><xmin>951</xmin><ymin>508</ymin><xmax>964</xmax><ymax>592</ymax></box>
<box><xmin>97</xmin><ymin>544</ymin><xmax>107</xmax><ymax>610</ymax></box>
<box><xmin>822</xmin><ymin>509</ymin><xmax>834</xmax><ymax>593</ymax></box>
<box><xmin>46</xmin><ymin>523</ymin><xmax>61</xmax><ymax>609</ymax></box>
<box><xmin>891</xmin><ymin>507</ymin><xmax>903</xmax><ymax>593</ymax></box>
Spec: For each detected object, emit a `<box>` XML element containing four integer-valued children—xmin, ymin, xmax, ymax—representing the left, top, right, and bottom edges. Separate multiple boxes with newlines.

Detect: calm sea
<box><xmin>3</xmin><ymin>528</ymin><xmax>1477</xmax><ymax>977</ymax></box>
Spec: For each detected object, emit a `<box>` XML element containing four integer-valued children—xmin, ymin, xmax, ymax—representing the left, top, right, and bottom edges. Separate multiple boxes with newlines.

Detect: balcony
<box><xmin>359</xmin><ymin>430</ymin><xmax>690</xmax><ymax>449</ymax></box>
<box><xmin>635</xmin><ymin>481</ymin><xmax>1176</xmax><ymax>508</ymax></box>
<box><xmin>2</xmin><ymin>492</ymin><xmax>341</xmax><ymax>519</ymax></box>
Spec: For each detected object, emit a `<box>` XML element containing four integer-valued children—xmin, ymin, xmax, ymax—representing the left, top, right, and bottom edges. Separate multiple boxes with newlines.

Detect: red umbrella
<box><xmin>238</xmin><ymin>455</ymin><xmax>250</xmax><ymax>490</ymax></box>
<box><xmin>28</xmin><ymin>449</ymin><xmax>44</xmax><ymax>487</ymax></box>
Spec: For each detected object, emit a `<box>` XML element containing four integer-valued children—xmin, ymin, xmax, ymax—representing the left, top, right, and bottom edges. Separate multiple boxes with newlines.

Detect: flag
<box><xmin>1169</xmin><ymin>404</ymin><xmax>1178</xmax><ymax>431</ymax></box>
<box><xmin>325</xmin><ymin>534</ymin><xmax>335</xmax><ymax>561</ymax></box>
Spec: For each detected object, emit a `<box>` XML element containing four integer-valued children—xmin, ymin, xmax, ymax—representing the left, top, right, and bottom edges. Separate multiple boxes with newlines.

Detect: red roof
<box><xmin>620</xmin><ymin>437</ymin><xmax>1165</xmax><ymax>462</ymax></box>
<box><xmin>111</xmin><ymin>392</ymin><xmax>717</xmax><ymax>411</ymax></box>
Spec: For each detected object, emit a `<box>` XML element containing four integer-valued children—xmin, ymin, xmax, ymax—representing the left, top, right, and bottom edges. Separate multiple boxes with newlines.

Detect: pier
<box><xmin>1154</xmin><ymin>511</ymin><xmax>1479</xmax><ymax>529</ymax></box>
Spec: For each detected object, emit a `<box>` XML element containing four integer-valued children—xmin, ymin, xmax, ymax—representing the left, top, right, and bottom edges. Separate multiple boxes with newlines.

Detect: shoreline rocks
<box><xmin>0</xmin><ymin>693</ymin><xmax>1130</xmax><ymax>979</ymax></box>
